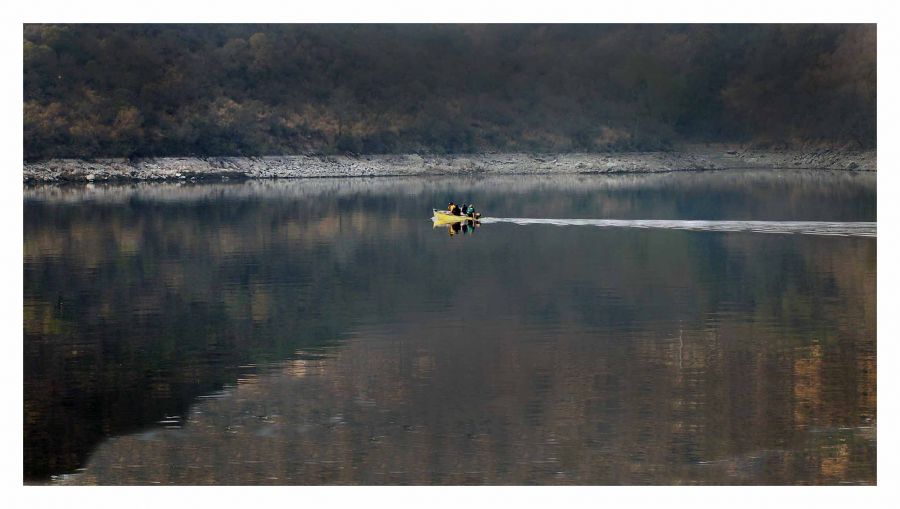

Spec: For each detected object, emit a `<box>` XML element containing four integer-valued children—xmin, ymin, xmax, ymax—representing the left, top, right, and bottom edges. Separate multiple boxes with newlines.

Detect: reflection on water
<box><xmin>24</xmin><ymin>171</ymin><xmax>876</xmax><ymax>484</ymax></box>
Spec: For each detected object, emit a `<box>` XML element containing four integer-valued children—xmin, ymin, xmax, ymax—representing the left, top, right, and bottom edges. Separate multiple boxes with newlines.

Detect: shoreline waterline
<box><xmin>23</xmin><ymin>149</ymin><xmax>876</xmax><ymax>183</ymax></box>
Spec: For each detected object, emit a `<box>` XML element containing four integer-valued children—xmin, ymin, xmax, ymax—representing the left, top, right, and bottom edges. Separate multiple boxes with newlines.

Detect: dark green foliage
<box><xmin>23</xmin><ymin>24</ymin><xmax>876</xmax><ymax>160</ymax></box>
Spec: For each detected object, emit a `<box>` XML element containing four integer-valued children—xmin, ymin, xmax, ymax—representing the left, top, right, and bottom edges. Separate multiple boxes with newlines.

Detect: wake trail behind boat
<box><xmin>478</xmin><ymin>218</ymin><xmax>876</xmax><ymax>238</ymax></box>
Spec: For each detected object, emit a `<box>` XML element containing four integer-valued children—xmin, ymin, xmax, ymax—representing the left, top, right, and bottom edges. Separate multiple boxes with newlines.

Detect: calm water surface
<box><xmin>23</xmin><ymin>171</ymin><xmax>876</xmax><ymax>485</ymax></box>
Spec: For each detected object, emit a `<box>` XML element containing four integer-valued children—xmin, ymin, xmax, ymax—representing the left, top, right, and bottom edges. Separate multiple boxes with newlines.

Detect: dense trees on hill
<box><xmin>23</xmin><ymin>24</ymin><xmax>875</xmax><ymax>160</ymax></box>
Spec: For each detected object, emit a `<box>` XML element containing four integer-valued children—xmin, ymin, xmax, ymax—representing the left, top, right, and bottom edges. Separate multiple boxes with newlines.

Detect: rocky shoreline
<box><xmin>23</xmin><ymin>148</ymin><xmax>876</xmax><ymax>183</ymax></box>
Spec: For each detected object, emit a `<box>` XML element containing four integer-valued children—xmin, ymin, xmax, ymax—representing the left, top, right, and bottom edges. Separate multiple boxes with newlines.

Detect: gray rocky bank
<box><xmin>23</xmin><ymin>149</ymin><xmax>876</xmax><ymax>183</ymax></box>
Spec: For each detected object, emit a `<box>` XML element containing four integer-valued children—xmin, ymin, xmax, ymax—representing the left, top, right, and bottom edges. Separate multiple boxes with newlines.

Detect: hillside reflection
<box><xmin>25</xmin><ymin>173</ymin><xmax>875</xmax><ymax>484</ymax></box>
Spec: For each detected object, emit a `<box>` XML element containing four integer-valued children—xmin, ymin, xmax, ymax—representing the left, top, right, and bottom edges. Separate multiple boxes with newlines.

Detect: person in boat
<box><xmin>463</xmin><ymin>203</ymin><xmax>481</xmax><ymax>219</ymax></box>
<box><xmin>448</xmin><ymin>201</ymin><xmax>461</xmax><ymax>216</ymax></box>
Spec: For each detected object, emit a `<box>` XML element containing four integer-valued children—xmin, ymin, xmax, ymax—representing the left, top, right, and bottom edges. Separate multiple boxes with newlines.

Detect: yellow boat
<box><xmin>432</xmin><ymin>208</ymin><xmax>481</xmax><ymax>224</ymax></box>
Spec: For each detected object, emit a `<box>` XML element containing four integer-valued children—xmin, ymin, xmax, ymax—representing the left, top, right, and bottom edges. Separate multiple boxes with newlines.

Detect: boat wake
<box><xmin>478</xmin><ymin>218</ymin><xmax>876</xmax><ymax>238</ymax></box>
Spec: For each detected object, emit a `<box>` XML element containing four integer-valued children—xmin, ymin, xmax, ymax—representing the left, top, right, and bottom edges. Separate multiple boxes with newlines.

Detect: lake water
<box><xmin>23</xmin><ymin>170</ymin><xmax>876</xmax><ymax>485</ymax></box>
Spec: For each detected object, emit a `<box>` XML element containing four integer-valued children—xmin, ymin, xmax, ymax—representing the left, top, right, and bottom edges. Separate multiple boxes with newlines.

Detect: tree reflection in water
<box><xmin>25</xmin><ymin>173</ymin><xmax>876</xmax><ymax>484</ymax></box>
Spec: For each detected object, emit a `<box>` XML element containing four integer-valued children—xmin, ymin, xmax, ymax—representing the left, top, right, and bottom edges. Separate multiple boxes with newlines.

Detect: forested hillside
<box><xmin>23</xmin><ymin>24</ymin><xmax>875</xmax><ymax>160</ymax></box>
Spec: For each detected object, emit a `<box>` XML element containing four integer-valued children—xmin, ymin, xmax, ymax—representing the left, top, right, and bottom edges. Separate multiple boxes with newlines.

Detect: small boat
<box><xmin>432</xmin><ymin>208</ymin><xmax>481</xmax><ymax>224</ymax></box>
<box><xmin>431</xmin><ymin>209</ymin><xmax>481</xmax><ymax>224</ymax></box>
<box><xmin>432</xmin><ymin>209</ymin><xmax>467</xmax><ymax>224</ymax></box>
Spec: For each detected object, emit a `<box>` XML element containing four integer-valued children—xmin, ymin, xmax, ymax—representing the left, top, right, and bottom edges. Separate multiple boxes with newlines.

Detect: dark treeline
<box><xmin>24</xmin><ymin>24</ymin><xmax>875</xmax><ymax>160</ymax></box>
